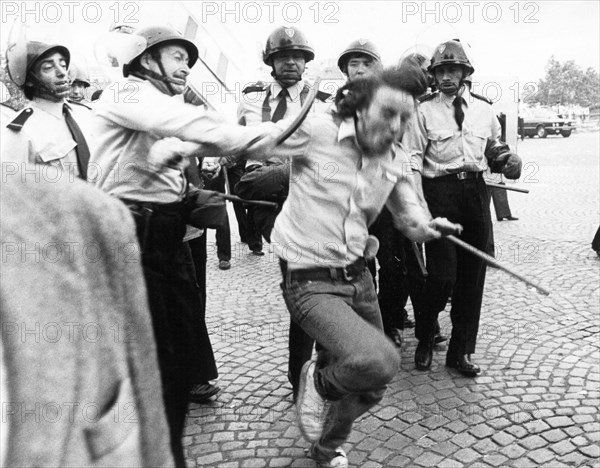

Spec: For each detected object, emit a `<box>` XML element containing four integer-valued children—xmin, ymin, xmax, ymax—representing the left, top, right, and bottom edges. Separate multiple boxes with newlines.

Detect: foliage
<box><xmin>525</xmin><ymin>56</ymin><xmax>599</xmax><ymax>108</ymax></box>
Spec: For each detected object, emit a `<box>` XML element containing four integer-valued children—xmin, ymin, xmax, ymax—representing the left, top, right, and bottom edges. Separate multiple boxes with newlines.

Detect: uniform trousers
<box><xmin>416</xmin><ymin>176</ymin><xmax>492</xmax><ymax>356</ymax></box>
<box><xmin>125</xmin><ymin>199</ymin><xmax>205</xmax><ymax>467</ymax></box>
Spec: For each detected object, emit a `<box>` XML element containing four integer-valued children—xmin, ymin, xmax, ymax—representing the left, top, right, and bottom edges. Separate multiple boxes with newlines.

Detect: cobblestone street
<box><xmin>184</xmin><ymin>131</ymin><xmax>600</xmax><ymax>467</ymax></box>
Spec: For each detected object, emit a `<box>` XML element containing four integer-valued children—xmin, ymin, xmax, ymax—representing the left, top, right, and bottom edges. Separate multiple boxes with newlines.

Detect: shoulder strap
<box><xmin>470</xmin><ymin>91</ymin><xmax>493</xmax><ymax>105</ymax></box>
<box><xmin>6</xmin><ymin>107</ymin><xmax>34</xmax><ymax>132</ymax></box>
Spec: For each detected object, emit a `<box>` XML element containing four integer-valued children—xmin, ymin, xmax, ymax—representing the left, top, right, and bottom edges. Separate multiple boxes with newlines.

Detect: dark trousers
<box><xmin>202</xmin><ymin>170</ymin><xmax>232</xmax><ymax>261</ymax></box>
<box><xmin>490</xmin><ymin>183</ymin><xmax>513</xmax><ymax>220</ymax></box>
<box><xmin>188</xmin><ymin>233</ymin><xmax>219</xmax><ymax>383</ymax></box>
<box><xmin>127</xmin><ymin>201</ymin><xmax>204</xmax><ymax>468</ymax></box>
<box><xmin>232</xmin><ymin>165</ymin><xmax>262</xmax><ymax>250</ymax></box>
<box><xmin>368</xmin><ymin>208</ymin><xmax>410</xmax><ymax>333</ymax></box>
<box><xmin>416</xmin><ymin>176</ymin><xmax>492</xmax><ymax>356</ymax></box>
<box><xmin>227</xmin><ymin>163</ymin><xmax>250</xmax><ymax>243</ymax></box>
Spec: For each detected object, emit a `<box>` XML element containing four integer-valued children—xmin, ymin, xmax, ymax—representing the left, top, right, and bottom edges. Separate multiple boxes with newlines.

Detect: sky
<box><xmin>1</xmin><ymin>1</ymin><xmax>599</xmax><ymax>88</ymax></box>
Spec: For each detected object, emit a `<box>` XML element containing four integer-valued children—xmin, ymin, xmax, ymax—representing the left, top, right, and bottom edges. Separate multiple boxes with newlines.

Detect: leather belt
<box><xmin>280</xmin><ymin>257</ymin><xmax>367</xmax><ymax>282</ymax></box>
<box><xmin>428</xmin><ymin>171</ymin><xmax>482</xmax><ymax>182</ymax></box>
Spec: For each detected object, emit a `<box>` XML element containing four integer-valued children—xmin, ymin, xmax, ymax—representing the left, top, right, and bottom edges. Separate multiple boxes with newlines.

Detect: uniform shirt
<box><xmin>270</xmin><ymin>111</ymin><xmax>430</xmax><ymax>268</ymax></box>
<box><xmin>238</xmin><ymin>79</ymin><xmax>330</xmax><ymax>168</ymax></box>
<box><xmin>0</xmin><ymin>97</ymin><xmax>93</xmax><ymax>180</ymax></box>
<box><xmin>91</xmin><ymin>76</ymin><xmax>275</xmax><ymax>204</ymax></box>
<box><xmin>405</xmin><ymin>89</ymin><xmax>502</xmax><ymax>178</ymax></box>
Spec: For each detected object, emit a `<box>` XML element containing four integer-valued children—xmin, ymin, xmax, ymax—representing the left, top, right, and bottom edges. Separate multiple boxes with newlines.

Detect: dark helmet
<box><xmin>337</xmin><ymin>39</ymin><xmax>381</xmax><ymax>74</ymax></box>
<box><xmin>429</xmin><ymin>39</ymin><xmax>474</xmax><ymax>75</ymax></box>
<box><xmin>7</xmin><ymin>40</ymin><xmax>70</xmax><ymax>87</ymax></box>
<box><xmin>263</xmin><ymin>26</ymin><xmax>314</xmax><ymax>65</ymax></box>
<box><xmin>123</xmin><ymin>25</ymin><xmax>199</xmax><ymax>76</ymax></box>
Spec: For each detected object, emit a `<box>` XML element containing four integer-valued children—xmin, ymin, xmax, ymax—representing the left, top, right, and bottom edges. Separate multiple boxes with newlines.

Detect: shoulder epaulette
<box><xmin>316</xmin><ymin>90</ymin><xmax>332</xmax><ymax>102</ymax></box>
<box><xmin>242</xmin><ymin>82</ymin><xmax>268</xmax><ymax>94</ymax></box>
<box><xmin>6</xmin><ymin>107</ymin><xmax>34</xmax><ymax>131</ymax></box>
<box><xmin>418</xmin><ymin>92</ymin><xmax>438</xmax><ymax>103</ymax></box>
<box><xmin>67</xmin><ymin>99</ymin><xmax>92</xmax><ymax>110</ymax></box>
<box><xmin>470</xmin><ymin>92</ymin><xmax>493</xmax><ymax>105</ymax></box>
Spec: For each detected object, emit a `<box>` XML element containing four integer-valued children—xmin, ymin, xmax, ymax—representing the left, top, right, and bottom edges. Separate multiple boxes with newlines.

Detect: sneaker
<box><xmin>218</xmin><ymin>260</ymin><xmax>231</xmax><ymax>270</ymax></box>
<box><xmin>296</xmin><ymin>360</ymin><xmax>327</xmax><ymax>442</ymax></box>
<box><xmin>308</xmin><ymin>444</ymin><xmax>348</xmax><ymax>468</ymax></box>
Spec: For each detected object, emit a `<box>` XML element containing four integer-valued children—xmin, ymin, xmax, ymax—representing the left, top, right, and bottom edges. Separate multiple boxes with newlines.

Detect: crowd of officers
<box><xmin>1</xmin><ymin>21</ymin><xmax>521</xmax><ymax>468</ymax></box>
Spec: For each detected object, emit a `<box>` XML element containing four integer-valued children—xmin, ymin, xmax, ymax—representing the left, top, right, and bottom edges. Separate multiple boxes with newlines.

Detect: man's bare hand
<box><xmin>429</xmin><ymin>217</ymin><xmax>463</xmax><ymax>236</ymax></box>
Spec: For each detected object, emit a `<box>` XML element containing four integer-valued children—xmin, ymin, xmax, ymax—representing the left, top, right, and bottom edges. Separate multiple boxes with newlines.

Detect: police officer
<box><xmin>68</xmin><ymin>60</ymin><xmax>91</xmax><ymax>105</ymax></box>
<box><xmin>2</xmin><ymin>31</ymin><xmax>93</xmax><ymax>181</ymax></box>
<box><xmin>337</xmin><ymin>38</ymin><xmax>382</xmax><ymax>81</ymax></box>
<box><xmin>235</xmin><ymin>25</ymin><xmax>331</xmax><ymax>401</ymax></box>
<box><xmin>89</xmin><ymin>25</ymin><xmax>282</xmax><ymax>466</ymax></box>
<box><xmin>405</xmin><ymin>39</ymin><xmax>522</xmax><ymax>376</ymax></box>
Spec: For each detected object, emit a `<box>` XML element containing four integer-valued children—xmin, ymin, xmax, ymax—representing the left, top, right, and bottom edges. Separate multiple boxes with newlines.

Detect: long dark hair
<box><xmin>335</xmin><ymin>59</ymin><xmax>428</xmax><ymax>118</ymax></box>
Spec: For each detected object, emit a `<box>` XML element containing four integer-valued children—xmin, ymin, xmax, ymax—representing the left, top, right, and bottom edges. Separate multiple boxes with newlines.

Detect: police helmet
<box><xmin>263</xmin><ymin>26</ymin><xmax>314</xmax><ymax>65</ymax></box>
<box><xmin>123</xmin><ymin>25</ymin><xmax>199</xmax><ymax>76</ymax></box>
<box><xmin>337</xmin><ymin>39</ymin><xmax>381</xmax><ymax>74</ymax></box>
<box><xmin>7</xmin><ymin>40</ymin><xmax>70</xmax><ymax>87</ymax></box>
<box><xmin>429</xmin><ymin>39</ymin><xmax>474</xmax><ymax>76</ymax></box>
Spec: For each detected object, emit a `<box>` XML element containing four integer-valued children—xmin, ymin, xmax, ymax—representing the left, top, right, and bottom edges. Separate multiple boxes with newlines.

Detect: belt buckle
<box><xmin>456</xmin><ymin>171</ymin><xmax>468</xmax><ymax>180</ymax></box>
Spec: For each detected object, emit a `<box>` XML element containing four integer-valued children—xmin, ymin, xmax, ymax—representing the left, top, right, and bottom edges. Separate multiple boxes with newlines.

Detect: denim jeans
<box><xmin>281</xmin><ymin>266</ymin><xmax>400</xmax><ymax>459</ymax></box>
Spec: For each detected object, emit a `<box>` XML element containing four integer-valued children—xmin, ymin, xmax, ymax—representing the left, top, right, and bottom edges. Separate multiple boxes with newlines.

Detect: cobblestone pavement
<box><xmin>183</xmin><ymin>131</ymin><xmax>600</xmax><ymax>467</ymax></box>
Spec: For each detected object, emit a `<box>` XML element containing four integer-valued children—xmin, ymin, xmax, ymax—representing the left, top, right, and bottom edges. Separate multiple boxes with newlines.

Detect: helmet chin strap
<box><xmin>28</xmin><ymin>74</ymin><xmax>70</xmax><ymax>101</ymax></box>
<box><xmin>135</xmin><ymin>56</ymin><xmax>179</xmax><ymax>96</ymax></box>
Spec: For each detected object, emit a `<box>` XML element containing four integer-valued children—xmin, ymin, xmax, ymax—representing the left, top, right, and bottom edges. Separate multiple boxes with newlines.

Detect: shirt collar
<box><xmin>337</xmin><ymin>117</ymin><xmax>357</xmax><ymax>144</ymax></box>
<box><xmin>31</xmin><ymin>97</ymin><xmax>66</xmax><ymax>118</ymax></box>
<box><xmin>271</xmin><ymin>80</ymin><xmax>304</xmax><ymax>101</ymax></box>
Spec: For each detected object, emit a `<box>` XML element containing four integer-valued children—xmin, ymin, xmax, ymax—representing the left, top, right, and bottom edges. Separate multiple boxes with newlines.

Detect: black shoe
<box><xmin>415</xmin><ymin>339</ymin><xmax>433</xmax><ymax>370</ymax></box>
<box><xmin>189</xmin><ymin>383</ymin><xmax>220</xmax><ymax>403</ymax></box>
<box><xmin>386</xmin><ymin>328</ymin><xmax>403</xmax><ymax>348</ymax></box>
<box><xmin>505</xmin><ymin>216</ymin><xmax>519</xmax><ymax>221</ymax></box>
<box><xmin>446</xmin><ymin>354</ymin><xmax>481</xmax><ymax>376</ymax></box>
<box><xmin>251</xmin><ymin>249</ymin><xmax>264</xmax><ymax>256</ymax></box>
<box><xmin>219</xmin><ymin>260</ymin><xmax>231</xmax><ymax>270</ymax></box>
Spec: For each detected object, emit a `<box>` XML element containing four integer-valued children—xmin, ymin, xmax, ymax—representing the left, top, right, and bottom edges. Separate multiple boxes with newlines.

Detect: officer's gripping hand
<box><xmin>148</xmin><ymin>137</ymin><xmax>195</xmax><ymax>171</ymax></box>
<box><xmin>501</xmin><ymin>153</ymin><xmax>522</xmax><ymax>179</ymax></box>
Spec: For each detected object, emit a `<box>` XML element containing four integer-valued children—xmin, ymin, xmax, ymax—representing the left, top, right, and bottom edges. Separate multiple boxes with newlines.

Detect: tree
<box><xmin>525</xmin><ymin>56</ymin><xmax>599</xmax><ymax>108</ymax></box>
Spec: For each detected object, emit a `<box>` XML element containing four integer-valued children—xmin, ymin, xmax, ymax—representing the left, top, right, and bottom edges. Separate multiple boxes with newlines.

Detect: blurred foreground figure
<box><xmin>0</xmin><ymin>175</ymin><xmax>173</xmax><ymax>467</ymax></box>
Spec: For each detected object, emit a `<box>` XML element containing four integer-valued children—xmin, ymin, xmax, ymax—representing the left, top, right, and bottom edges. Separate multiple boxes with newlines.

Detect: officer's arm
<box><xmin>96</xmin><ymin>83</ymin><xmax>281</xmax><ymax>156</ymax></box>
<box><xmin>485</xmin><ymin>113</ymin><xmax>522</xmax><ymax>179</ymax></box>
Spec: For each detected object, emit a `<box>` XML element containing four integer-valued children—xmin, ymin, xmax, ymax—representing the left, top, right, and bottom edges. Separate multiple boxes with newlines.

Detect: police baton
<box><xmin>486</xmin><ymin>182</ymin><xmax>529</xmax><ymax>194</ymax></box>
<box><xmin>446</xmin><ymin>235</ymin><xmax>550</xmax><ymax>296</ymax></box>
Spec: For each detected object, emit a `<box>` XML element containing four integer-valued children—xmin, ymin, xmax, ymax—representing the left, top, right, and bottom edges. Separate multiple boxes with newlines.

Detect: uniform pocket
<box><xmin>426</xmin><ymin>129</ymin><xmax>455</xmax><ymax>163</ymax></box>
<box><xmin>37</xmin><ymin>140</ymin><xmax>76</xmax><ymax>164</ymax></box>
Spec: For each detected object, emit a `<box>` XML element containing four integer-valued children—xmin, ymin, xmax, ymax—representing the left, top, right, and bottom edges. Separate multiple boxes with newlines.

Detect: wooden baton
<box><xmin>446</xmin><ymin>235</ymin><xmax>549</xmax><ymax>296</ymax></box>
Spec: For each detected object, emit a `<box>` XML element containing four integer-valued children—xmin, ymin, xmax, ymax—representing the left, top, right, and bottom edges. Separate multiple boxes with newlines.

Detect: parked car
<box><xmin>519</xmin><ymin>108</ymin><xmax>574</xmax><ymax>138</ymax></box>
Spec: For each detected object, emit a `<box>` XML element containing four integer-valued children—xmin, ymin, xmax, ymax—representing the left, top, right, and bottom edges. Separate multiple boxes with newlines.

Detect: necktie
<box><xmin>63</xmin><ymin>104</ymin><xmax>90</xmax><ymax>180</ymax></box>
<box><xmin>271</xmin><ymin>88</ymin><xmax>288</xmax><ymax>123</ymax></box>
<box><xmin>453</xmin><ymin>96</ymin><xmax>465</xmax><ymax>130</ymax></box>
